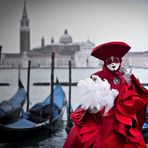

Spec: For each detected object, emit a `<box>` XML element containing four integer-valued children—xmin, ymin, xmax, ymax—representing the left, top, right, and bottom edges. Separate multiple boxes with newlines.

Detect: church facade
<box><xmin>1</xmin><ymin>1</ymin><xmax>98</xmax><ymax>68</ymax></box>
<box><xmin>1</xmin><ymin>1</ymin><xmax>148</xmax><ymax>69</ymax></box>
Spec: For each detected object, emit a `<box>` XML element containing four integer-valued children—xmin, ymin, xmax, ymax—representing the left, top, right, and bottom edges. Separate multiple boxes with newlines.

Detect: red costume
<box><xmin>63</xmin><ymin>42</ymin><xmax>148</xmax><ymax>148</ymax></box>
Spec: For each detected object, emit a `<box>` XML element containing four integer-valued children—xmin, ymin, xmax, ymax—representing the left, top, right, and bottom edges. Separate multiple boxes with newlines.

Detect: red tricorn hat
<box><xmin>91</xmin><ymin>41</ymin><xmax>131</xmax><ymax>61</ymax></box>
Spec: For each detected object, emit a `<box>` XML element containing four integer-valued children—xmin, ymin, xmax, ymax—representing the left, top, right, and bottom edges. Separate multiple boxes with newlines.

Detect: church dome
<box><xmin>59</xmin><ymin>29</ymin><xmax>72</xmax><ymax>44</ymax></box>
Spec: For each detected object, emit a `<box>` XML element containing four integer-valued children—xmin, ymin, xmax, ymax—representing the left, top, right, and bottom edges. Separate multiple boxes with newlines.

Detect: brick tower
<box><xmin>20</xmin><ymin>1</ymin><xmax>30</xmax><ymax>54</ymax></box>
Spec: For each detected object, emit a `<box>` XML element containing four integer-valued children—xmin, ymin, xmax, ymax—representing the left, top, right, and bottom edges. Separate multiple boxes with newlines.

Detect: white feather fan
<box><xmin>77</xmin><ymin>75</ymin><xmax>119</xmax><ymax>115</ymax></box>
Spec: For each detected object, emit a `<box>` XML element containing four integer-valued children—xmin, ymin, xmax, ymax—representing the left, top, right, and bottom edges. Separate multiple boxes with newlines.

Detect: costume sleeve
<box><xmin>131</xmin><ymin>74</ymin><xmax>148</xmax><ymax>104</ymax></box>
<box><xmin>70</xmin><ymin>106</ymin><xmax>86</xmax><ymax>126</ymax></box>
<box><xmin>70</xmin><ymin>106</ymin><xmax>102</xmax><ymax>146</ymax></box>
<box><xmin>122</xmin><ymin>91</ymin><xmax>145</xmax><ymax>114</ymax></box>
<box><xmin>130</xmin><ymin>74</ymin><xmax>148</xmax><ymax>129</ymax></box>
<box><xmin>114</xmin><ymin>74</ymin><xmax>148</xmax><ymax>143</ymax></box>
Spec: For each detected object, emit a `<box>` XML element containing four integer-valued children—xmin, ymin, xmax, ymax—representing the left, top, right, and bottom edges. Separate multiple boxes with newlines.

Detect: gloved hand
<box><xmin>120</xmin><ymin>67</ymin><xmax>132</xmax><ymax>85</ymax></box>
<box><xmin>89</xmin><ymin>106</ymin><xmax>99</xmax><ymax>114</ymax></box>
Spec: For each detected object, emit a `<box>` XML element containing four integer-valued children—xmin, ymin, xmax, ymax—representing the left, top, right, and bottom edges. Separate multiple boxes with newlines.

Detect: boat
<box><xmin>0</xmin><ymin>79</ymin><xmax>27</xmax><ymax>124</ymax></box>
<box><xmin>142</xmin><ymin>122</ymin><xmax>148</xmax><ymax>142</ymax></box>
<box><xmin>0</xmin><ymin>82</ymin><xmax>67</xmax><ymax>143</ymax></box>
<box><xmin>142</xmin><ymin>108</ymin><xmax>148</xmax><ymax>143</ymax></box>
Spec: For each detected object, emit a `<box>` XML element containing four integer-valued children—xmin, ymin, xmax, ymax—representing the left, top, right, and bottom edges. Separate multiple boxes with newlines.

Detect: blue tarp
<box><xmin>5</xmin><ymin>118</ymin><xmax>36</xmax><ymax>129</ymax></box>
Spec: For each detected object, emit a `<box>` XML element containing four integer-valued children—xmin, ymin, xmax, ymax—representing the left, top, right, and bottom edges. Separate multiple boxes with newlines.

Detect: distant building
<box><xmin>29</xmin><ymin>29</ymin><xmax>80</xmax><ymax>67</ymax></box>
<box><xmin>20</xmin><ymin>1</ymin><xmax>30</xmax><ymax>54</ymax></box>
<box><xmin>1</xmin><ymin>1</ymin><xmax>148</xmax><ymax>69</ymax></box>
<box><xmin>1</xmin><ymin>1</ymin><xmax>97</xmax><ymax>68</ymax></box>
<box><xmin>74</xmin><ymin>40</ymin><xmax>98</xmax><ymax>67</ymax></box>
<box><xmin>1</xmin><ymin>1</ymin><xmax>30</xmax><ymax>68</ymax></box>
<box><xmin>123</xmin><ymin>51</ymin><xmax>148</xmax><ymax>68</ymax></box>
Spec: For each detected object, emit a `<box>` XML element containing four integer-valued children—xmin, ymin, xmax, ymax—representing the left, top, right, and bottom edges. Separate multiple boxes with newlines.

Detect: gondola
<box><xmin>142</xmin><ymin>123</ymin><xmax>148</xmax><ymax>142</ymax></box>
<box><xmin>0</xmin><ymin>82</ymin><xmax>67</xmax><ymax>143</ymax></box>
<box><xmin>0</xmin><ymin>79</ymin><xmax>27</xmax><ymax>124</ymax></box>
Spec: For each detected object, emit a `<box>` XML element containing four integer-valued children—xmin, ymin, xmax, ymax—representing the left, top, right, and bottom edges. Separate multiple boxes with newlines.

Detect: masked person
<box><xmin>63</xmin><ymin>41</ymin><xmax>148</xmax><ymax>148</ymax></box>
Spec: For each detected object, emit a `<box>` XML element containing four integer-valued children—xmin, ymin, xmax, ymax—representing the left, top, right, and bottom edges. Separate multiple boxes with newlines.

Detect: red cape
<box><xmin>63</xmin><ymin>73</ymin><xmax>148</xmax><ymax>148</ymax></box>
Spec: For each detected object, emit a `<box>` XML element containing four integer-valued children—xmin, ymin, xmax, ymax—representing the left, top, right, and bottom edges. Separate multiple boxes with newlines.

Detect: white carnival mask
<box><xmin>105</xmin><ymin>56</ymin><xmax>120</xmax><ymax>71</ymax></box>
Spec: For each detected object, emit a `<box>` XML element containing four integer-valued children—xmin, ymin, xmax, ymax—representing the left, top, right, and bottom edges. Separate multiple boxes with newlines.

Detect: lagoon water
<box><xmin>0</xmin><ymin>68</ymin><xmax>148</xmax><ymax>148</ymax></box>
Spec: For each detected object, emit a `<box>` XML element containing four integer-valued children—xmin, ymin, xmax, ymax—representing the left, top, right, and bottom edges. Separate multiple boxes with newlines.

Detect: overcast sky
<box><xmin>0</xmin><ymin>0</ymin><xmax>148</xmax><ymax>53</ymax></box>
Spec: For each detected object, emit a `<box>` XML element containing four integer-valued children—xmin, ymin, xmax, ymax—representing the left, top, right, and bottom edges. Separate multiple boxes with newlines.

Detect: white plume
<box><xmin>77</xmin><ymin>75</ymin><xmax>119</xmax><ymax>115</ymax></box>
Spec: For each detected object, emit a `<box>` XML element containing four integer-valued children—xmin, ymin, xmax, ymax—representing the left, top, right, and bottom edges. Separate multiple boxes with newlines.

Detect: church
<box><xmin>1</xmin><ymin>1</ymin><xmax>148</xmax><ymax>68</ymax></box>
<box><xmin>1</xmin><ymin>1</ymin><xmax>98</xmax><ymax>68</ymax></box>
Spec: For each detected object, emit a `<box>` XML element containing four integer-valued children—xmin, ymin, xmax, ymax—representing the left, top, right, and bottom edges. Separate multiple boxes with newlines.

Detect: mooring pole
<box><xmin>50</xmin><ymin>52</ymin><xmax>55</xmax><ymax>122</ymax></box>
<box><xmin>0</xmin><ymin>45</ymin><xmax>2</xmax><ymax>67</ymax></box>
<box><xmin>68</xmin><ymin>60</ymin><xmax>72</xmax><ymax>119</ymax></box>
<box><xmin>26</xmin><ymin>60</ymin><xmax>31</xmax><ymax>112</ymax></box>
<box><xmin>18</xmin><ymin>64</ymin><xmax>21</xmax><ymax>86</ymax></box>
<box><xmin>65</xmin><ymin>60</ymin><xmax>74</xmax><ymax>134</ymax></box>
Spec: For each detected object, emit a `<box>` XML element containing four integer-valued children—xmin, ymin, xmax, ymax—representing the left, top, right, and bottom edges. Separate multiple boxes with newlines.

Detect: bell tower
<box><xmin>20</xmin><ymin>1</ymin><xmax>30</xmax><ymax>54</ymax></box>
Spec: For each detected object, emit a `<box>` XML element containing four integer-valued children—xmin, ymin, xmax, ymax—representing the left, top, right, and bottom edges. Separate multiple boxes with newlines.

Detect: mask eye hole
<box><xmin>105</xmin><ymin>59</ymin><xmax>112</xmax><ymax>65</ymax></box>
<box><xmin>105</xmin><ymin>57</ymin><xmax>120</xmax><ymax>65</ymax></box>
<box><xmin>113</xmin><ymin>57</ymin><xmax>120</xmax><ymax>63</ymax></box>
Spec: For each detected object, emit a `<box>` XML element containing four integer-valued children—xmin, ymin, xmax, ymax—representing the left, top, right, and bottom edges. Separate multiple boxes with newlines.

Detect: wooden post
<box><xmin>18</xmin><ymin>64</ymin><xmax>21</xmax><ymax>86</ymax></box>
<box><xmin>65</xmin><ymin>60</ymin><xmax>74</xmax><ymax>134</ymax></box>
<box><xmin>68</xmin><ymin>61</ymin><xmax>72</xmax><ymax>118</ymax></box>
<box><xmin>0</xmin><ymin>45</ymin><xmax>2</xmax><ymax>66</ymax></box>
<box><xmin>50</xmin><ymin>52</ymin><xmax>55</xmax><ymax>122</ymax></box>
<box><xmin>26</xmin><ymin>60</ymin><xmax>31</xmax><ymax>112</ymax></box>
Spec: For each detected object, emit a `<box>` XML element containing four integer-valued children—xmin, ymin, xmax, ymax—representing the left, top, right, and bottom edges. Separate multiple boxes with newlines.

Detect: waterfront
<box><xmin>1</xmin><ymin>68</ymin><xmax>148</xmax><ymax>107</ymax></box>
<box><xmin>0</xmin><ymin>68</ymin><xmax>148</xmax><ymax>147</ymax></box>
